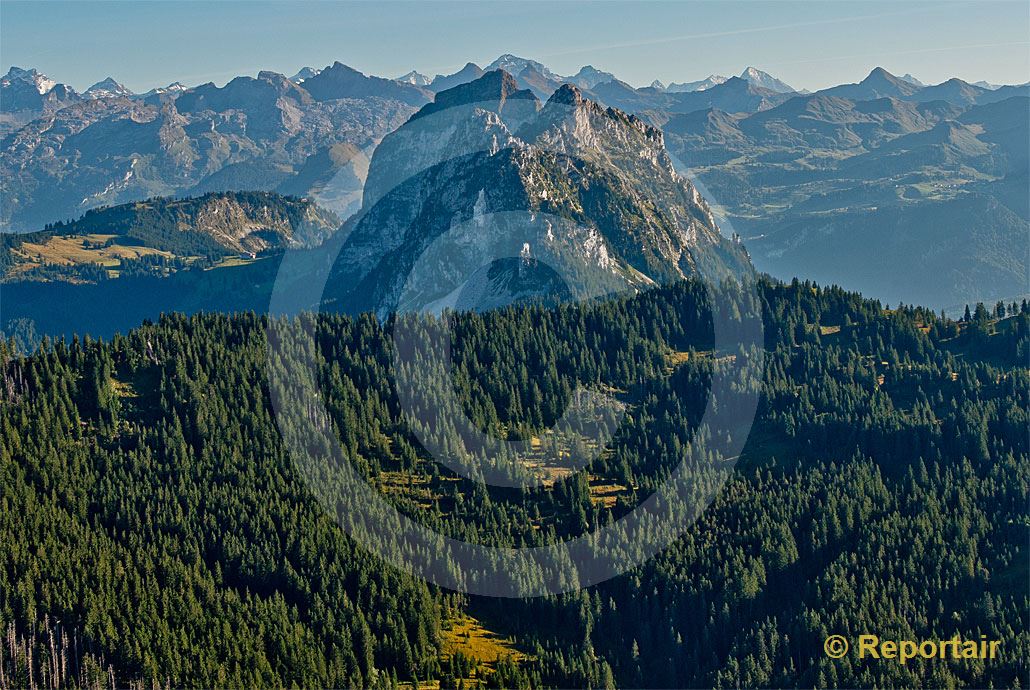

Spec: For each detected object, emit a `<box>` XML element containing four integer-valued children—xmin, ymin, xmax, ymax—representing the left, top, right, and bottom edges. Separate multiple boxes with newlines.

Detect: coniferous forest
<box><xmin>0</xmin><ymin>278</ymin><xmax>1026</xmax><ymax>688</ymax></box>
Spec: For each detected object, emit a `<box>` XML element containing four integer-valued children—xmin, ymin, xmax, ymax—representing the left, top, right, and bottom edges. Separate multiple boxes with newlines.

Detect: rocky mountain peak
<box><xmin>397</xmin><ymin>70</ymin><xmax>431</xmax><ymax>86</ymax></box>
<box><xmin>257</xmin><ymin>70</ymin><xmax>287</xmax><ymax>82</ymax></box>
<box><xmin>864</xmin><ymin>67</ymin><xmax>902</xmax><ymax>86</ymax></box>
<box><xmin>718</xmin><ymin>76</ymin><xmax>750</xmax><ymax>91</ymax></box>
<box><xmin>739</xmin><ymin>67</ymin><xmax>796</xmax><ymax>93</ymax></box>
<box><xmin>300</xmin><ymin>61</ymin><xmax>431</xmax><ymax>106</ymax></box>
<box><xmin>327</xmin><ymin>68</ymin><xmax>746</xmax><ymax>316</ymax></box>
<box><xmin>546</xmin><ymin>82</ymin><xmax>585</xmax><ymax>107</ymax></box>
<box><xmin>289</xmin><ymin>67</ymin><xmax>321</xmax><ymax>83</ymax></box>
<box><xmin>255</xmin><ymin>70</ymin><xmax>310</xmax><ymax>97</ymax></box>
<box><xmin>410</xmin><ymin>69</ymin><xmax>538</xmax><ymax>123</ymax></box>
<box><xmin>85</xmin><ymin>77</ymin><xmax>133</xmax><ymax>99</ymax></box>
<box><xmin>666</xmin><ymin>75</ymin><xmax>728</xmax><ymax>93</ymax></box>
<box><xmin>142</xmin><ymin>82</ymin><xmax>188</xmax><ymax>98</ymax></box>
<box><xmin>429</xmin><ymin>62</ymin><xmax>486</xmax><ymax>92</ymax></box>
<box><xmin>568</xmin><ymin>65</ymin><xmax>618</xmax><ymax>90</ymax></box>
<box><xmin>1</xmin><ymin>66</ymin><xmax>80</xmax><ymax>115</ymax></box>
<box><xmin>486</xmin><ymin>54</ymin><xmax>559</xmax><ymax>81</ymax></box>
<box><xmin>3</xmin><ymin>66</ymin><xmax>57</xmax><ymax>94</ymax></box>
<box><xmin>531</xmin><ymin>83</ymin><xmax>670</xmax><ymax>178</ymax></box>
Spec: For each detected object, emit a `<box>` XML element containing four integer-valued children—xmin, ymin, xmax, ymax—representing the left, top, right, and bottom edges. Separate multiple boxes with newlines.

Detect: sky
<box><xmin>1</xmin><ymin>1</ymin><xmax>1028</xmax><ymax>93</ymax></box>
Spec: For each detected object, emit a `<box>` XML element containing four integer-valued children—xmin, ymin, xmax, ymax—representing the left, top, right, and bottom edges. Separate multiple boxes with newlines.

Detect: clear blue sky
<box><xmin>2</xmin><ymin>1</ymin><xmax>1027</xmax><ymax>92</ymax></box>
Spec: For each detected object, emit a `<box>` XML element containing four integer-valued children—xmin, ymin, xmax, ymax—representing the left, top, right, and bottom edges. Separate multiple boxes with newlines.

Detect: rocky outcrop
<box><xmin>323</xmin><ymin>71</ymin><xmax>748</xmax><ymax>316</ymax></box>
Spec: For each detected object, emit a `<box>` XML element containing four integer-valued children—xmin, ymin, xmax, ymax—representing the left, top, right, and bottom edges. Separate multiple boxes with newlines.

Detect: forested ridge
<box><xmin>0</xmin><ymin>278</ymin><xmax>1026</xmax><ymax>688</ymax></box>
<box><xmin>0</xmin><ymin>191</ymin><xmax>340</xmax><ymax>284</ymax></box>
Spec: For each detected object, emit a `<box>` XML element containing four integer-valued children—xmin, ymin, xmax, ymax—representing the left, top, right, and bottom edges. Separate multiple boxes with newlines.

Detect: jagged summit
<box><xmin>1</xmin><ymin>66</ymin><xmax>80</xmax><ymax>114</ymax></box>
<box><xmin>545</xmin><ymin>81</ymin><xmax>584</xmax><ymax>107</ymax></box>
<box><xmin>326</xmin><ymin>69</ymin><xmax>746</xmax><ymax>316</ymax></box>
<box><xmin>3</xmin><ymin>66</ymin><xmax>57</xmax><ymax>95</ymax></box>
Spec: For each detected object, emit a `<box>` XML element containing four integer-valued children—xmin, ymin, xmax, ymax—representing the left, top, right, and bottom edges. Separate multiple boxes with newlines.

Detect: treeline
<box><xmin>0</xmin><ymin>277</ymin><xmax>1026</xmax><ymax>687</ymax></box>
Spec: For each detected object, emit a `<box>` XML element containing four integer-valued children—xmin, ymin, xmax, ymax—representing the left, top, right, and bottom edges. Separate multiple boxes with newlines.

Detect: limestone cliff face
<box><xmin>324</xmin><ymin>70</ymin><xmax>749</xmax><ymax>316</ymax></box>
<box><xmin>180</xmin><ymin>193</ymin><xmax>340</xmax><ymax>253</ymax></box>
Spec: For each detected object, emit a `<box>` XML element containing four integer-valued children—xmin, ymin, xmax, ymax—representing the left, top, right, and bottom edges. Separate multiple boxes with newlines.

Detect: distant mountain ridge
<box><xmin>1</xmin><ymin>63</ymin><xmax>428</xmax><ymax>230</ymax></box>
<box><xmin>2</xmin><ymin>57</ymin><xmax>1026</xmax><ymax>313</ymax></box>
<box><xmin>428</xmin><ymin>62</ymin><xmax>486</xmax><ymax>92</ymax></box>
<box><xmin>567</xmin><ymin>65</ymin><xmax>618</xmax><ymax>90</ymax></box>
<box><xmin>665</xmin><ymin>75</ymin><xmax>728</xmax><ymax>92</ymax></box>
<box><xmin>300</xmin><ymin>61</ymin><xmax>431</xmax><ymax>105</ymax></box>
<box><xmin>662</xmin><ymin>77</ymin><xmax>1029</xmax><ymax>309</ymax></box>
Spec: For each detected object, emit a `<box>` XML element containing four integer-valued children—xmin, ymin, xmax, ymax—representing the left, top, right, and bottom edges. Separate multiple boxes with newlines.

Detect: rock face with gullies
<box><xmin>324</xmin><ymin>70</ymin><xmax>748</xmax><ymax>316</ymax></box>
<box><xmin>158</xmin><ymin>192</ymin><xmax>341</xmax><ymax>253</ymax></box>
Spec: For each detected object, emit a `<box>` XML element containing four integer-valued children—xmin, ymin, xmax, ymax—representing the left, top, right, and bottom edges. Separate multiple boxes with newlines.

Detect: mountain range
<box><xmin>1</xmin><ymin>56</ymin><xmax>1027</xmax><ymax>311</ymax></box>
<box><xmin>0</xmin><ymin>64</ymin><xmax>423</xmax><ymax>229</ymax></box>
<box><xmin>663</xmin><ymin>84</ymin><xmax>1028</xmax><ymax>309</ymax></box>
<box><xmin>1</xmin><ymin>70</ymin><xmax>748</xmax><ymax>337</ymax></box>
<box><xmin>4</xmin><ymin>56</ymin><xmax>765</xmax><ymax>231</ymax></box>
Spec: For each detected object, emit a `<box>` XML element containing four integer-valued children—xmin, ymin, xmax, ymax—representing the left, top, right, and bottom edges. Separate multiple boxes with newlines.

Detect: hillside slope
<box><xmin>1</xmin><ymin>191</ymin><xmax>339</xmax><ymax>283</ymax></box>
<box><xmin>1</xmin><ymin>279</ymin><xmax>1025</xmax><ymax>688</ymax></box>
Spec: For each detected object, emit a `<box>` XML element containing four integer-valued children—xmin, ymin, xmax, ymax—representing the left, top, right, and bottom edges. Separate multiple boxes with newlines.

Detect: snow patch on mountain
<box><xmin>397</xmin><ymin>70</ymin><xmax>431</xmax><ymax>86</ymax></box>
<box><xmin>487</xmin><ymin>54</ymin><xmax>560</xmax><ymax>81</ymax></box>
<box><xmin>739</xmin><ymin>67</ymin><xmax>795</xmax><ymax>93</ymax></box>
<box><xmin>85</xmin><ymin>77</ymin><xmax>134</xmax><ymax>99</ymax></box>
<box><xmin>3</xmin><ymin>66</ymin><xmax>57</xmax><ymax>94</ymax></box>
<box><xmin>666</xmin><ymin>75</ymin><xmax>728</xmax><ymax>93</ymax></box>
<box><xmin>290</xmin><ymin>67</ymin><xmax>321</xmax><ymax>83</ymax></box>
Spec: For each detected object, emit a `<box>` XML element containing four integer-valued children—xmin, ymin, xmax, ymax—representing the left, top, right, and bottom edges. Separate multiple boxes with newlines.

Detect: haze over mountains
<box><xmin>1</xmin><ymin>70</ymin><xmax>751</xmax><ymax>337</ymax></box>
<box><xmin>1</xmin><ymin>55</ymin><xmax>1027</xmax><ymax>312</ymax></box>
